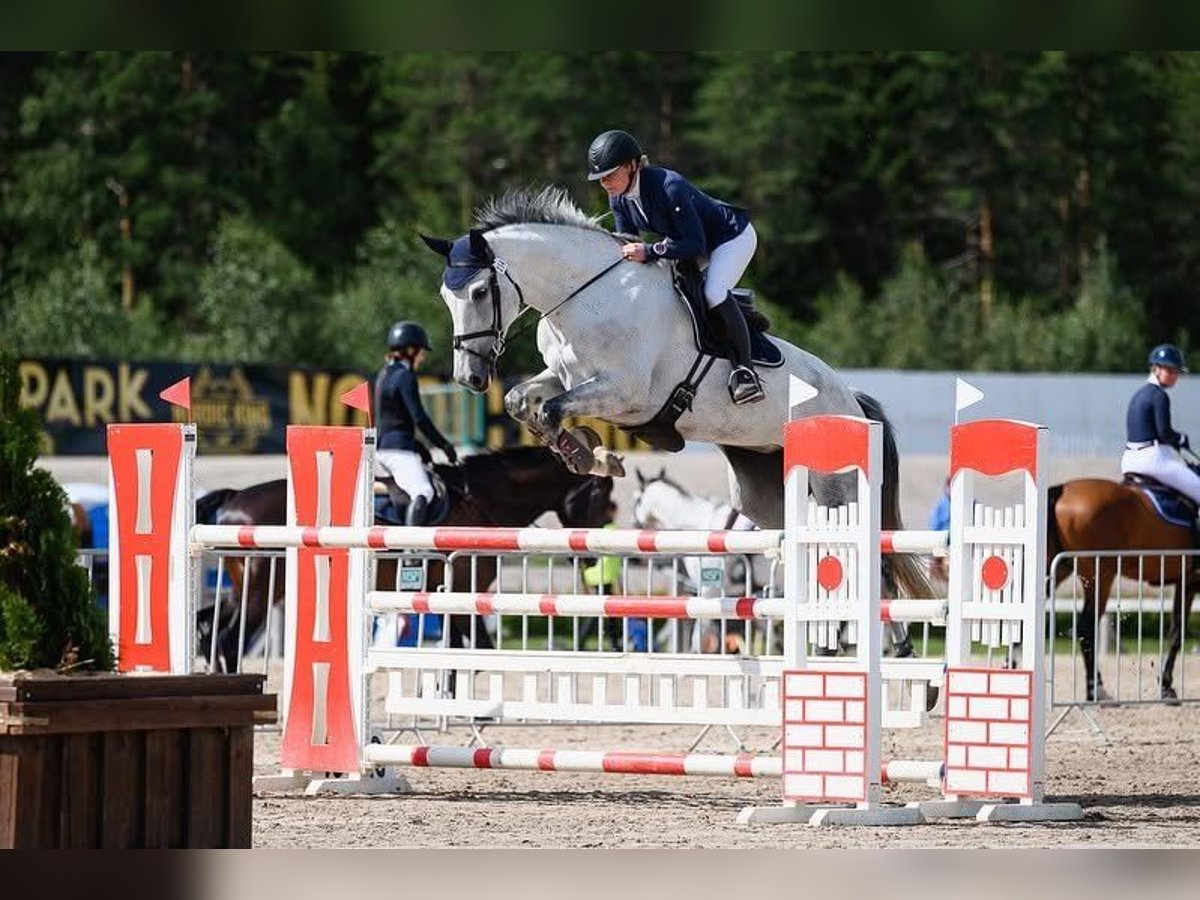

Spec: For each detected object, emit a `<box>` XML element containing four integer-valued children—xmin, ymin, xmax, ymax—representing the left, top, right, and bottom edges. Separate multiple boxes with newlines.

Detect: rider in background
<box><xmin>375</xmin><ymin>320</ymin><xmax>458</xmax><ymax>526</ymax></box>
<box><xmin>1121</xmin><ymin>343</ymin><xmax>1200</xmax><ymax>505</ymax></box>
<box><xmin>586</xmin><ymin>129</ymin><xmax>765</xmax><ymax>406</ymax></box>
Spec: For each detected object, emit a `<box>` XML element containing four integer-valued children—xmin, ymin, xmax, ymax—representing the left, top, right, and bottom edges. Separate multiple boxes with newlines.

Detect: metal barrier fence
<box><xmin>1048</xmin><ymin>549</ymin><xmax>1200</xmax><ymax>733</ymax></box>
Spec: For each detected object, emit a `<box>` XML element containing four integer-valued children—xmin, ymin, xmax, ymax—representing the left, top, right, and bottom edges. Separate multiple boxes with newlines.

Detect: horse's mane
<box><xmin>475</xmin><ymin>186</ymin><xmax>606</xmax><ymax>235</ymax></box>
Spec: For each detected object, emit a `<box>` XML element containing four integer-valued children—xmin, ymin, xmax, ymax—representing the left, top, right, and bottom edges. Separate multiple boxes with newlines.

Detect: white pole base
<box><xmin>976</xmin><ymin>801</ymin><xmax>1084</xmax><ymax>822</ymax></box>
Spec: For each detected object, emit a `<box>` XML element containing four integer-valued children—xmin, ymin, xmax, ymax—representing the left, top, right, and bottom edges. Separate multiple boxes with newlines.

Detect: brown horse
<box><xmin>1048</xmin><ymin>477</ymin><xmax>1197</xmax><ymax>702</ymax></box>
<box><xmin>198</xmin><ymin>446</ymin><xmax>614</xmax><ymax>672</ymax></box>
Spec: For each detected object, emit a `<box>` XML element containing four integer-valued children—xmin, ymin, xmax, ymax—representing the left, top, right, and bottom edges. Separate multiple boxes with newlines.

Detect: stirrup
<box><xmin>728</xmin><ymin>366</ymin><xmax>764</xmax><ymax>406</ymax></box>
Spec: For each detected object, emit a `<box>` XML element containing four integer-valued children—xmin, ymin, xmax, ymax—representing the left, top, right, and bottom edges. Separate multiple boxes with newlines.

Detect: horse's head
<box><xmin>632</xmin><ymin>466</ymin><xmax>683</xmax><ymax>529</ymax></box>
<box><xmin>558</xmin><ymin>474</ymin><xmax>615</xmax><ymax>528</ymax></box>
<box><xmin>421</xmin><ymin>228</ymin><xmax>522</xmax><ymax>393</ymax></box>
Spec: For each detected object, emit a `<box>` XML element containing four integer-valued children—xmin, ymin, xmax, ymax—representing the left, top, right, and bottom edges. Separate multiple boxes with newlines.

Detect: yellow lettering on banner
<box><xmin>45</xmin><ymin>370</ymin><xmax>82</xmax><ymax>426</ymax></box>
<box><xmin>330</xmin><ymin>374</ymin><xmax>369</xmax><ymax>425</ymax></box>
<box><xmin>290</xmin><ymin>372</ymin><xmax>329</xmax><ymax>425</ymax></box>
<box><xmin>18</xmin><ymin>361</ymin><xmax>49</xmax><ymax>409</ymax></box>
<box><xmin>119</xmin><ymin>364</ymin><xmax>151</xmax><ymax>420</ymax></box>
<box><xmin>83</xmin><ymin>367</ymin><xmax>115</xmax><ymax>426</ymax></box>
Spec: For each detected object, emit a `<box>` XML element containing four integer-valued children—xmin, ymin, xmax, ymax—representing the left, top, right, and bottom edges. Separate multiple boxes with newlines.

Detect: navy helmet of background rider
<box><xmin>586</xmin><ymin>130</ymin><xmax>643</xmax><ymax>181</ymax></box>
<box><xmin>1148</xmin><ymin>343</ymin><xmax>1188</xmax><ymax>372</ymax></box>
<box><xmin>388</xmin><ymin>320</ymin><xmax>431</xmax><ymax>353</ymax></box>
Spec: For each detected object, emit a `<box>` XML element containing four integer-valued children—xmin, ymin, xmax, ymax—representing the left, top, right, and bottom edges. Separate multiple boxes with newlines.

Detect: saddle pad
<box><xmin>1130</xmin><ymin>483</ymin><xmax>1196</xmax><ymax>529</ymax></box>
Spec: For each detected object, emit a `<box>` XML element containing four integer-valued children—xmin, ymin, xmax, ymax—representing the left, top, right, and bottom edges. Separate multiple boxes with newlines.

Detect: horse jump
<box><xmin>105</xmin><ymin>413</ymin><xmax>1082</xmax><ymax>825</ymax></box>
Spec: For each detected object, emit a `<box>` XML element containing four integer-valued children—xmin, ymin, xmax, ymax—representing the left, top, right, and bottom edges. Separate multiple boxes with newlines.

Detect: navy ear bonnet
<box><xmin>442</xmin><ymin>234</ymin><xmax>494</xmax><ymax>291</ymax></box>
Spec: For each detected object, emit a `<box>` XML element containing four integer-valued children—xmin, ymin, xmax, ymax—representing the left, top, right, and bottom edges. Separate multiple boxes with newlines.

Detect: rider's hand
<box><xmin>621</xmin><ymin>242</ymin><xmax>647</xmax><ymax>263</ymax></box>
<box><xmin>442</xmin><ymin>444</ymin><xmax>459</xmax><ymax>465</ymax></box>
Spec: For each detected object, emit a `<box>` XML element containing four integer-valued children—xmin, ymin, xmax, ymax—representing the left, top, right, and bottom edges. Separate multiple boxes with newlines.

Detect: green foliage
<box><xmin>0</xmin><ymin>351</ymin><xmax>112</xmax><ymax>671</ymax></box>
<box><xmin>186</xmin><ymin>215</ymin><xmax>319</xmax><ymax>365</ymax></box>
<box><xmin>2</xmin><ymin>52</ymin><xmax>1198</xmax><ymax>374</ymax></box>
<box><xmin>0</xmin><ymin>240</ymin><xmax>160</xmax><ymax>359</ymax></box>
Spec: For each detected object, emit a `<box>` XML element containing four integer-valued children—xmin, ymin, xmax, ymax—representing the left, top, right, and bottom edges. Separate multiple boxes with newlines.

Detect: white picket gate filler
<box><xmin>105</xmin><ymin>412</ymin><xmax>1083</xmax><ymax>825</ymax></box>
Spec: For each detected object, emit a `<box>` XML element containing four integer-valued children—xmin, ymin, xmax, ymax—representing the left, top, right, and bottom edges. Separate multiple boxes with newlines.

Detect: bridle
<box><xmin>445</xmin><ymin>239</ymin><xmax>625</xmax><ymax>372</ymax></box>
<box><xmin>447</xmin><ymin>254</ymin><xmax>524</xmax><ymax>369</ymax></box>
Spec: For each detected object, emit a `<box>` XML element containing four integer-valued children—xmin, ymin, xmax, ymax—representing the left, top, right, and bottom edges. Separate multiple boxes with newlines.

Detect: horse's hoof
<box><xmin>1161</xmin><ymin>684</ymin><xmax>1181</xmax><ymax>706</ymax></box>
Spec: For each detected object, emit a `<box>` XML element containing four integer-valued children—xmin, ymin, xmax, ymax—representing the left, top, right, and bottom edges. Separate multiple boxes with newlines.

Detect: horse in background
<box><xmin>1049</xmin><ymin>477</ymin><xmax>1199</xmax><ymax>702</ymax></box>
<box><xmin>196</xmin><ymin>446</ymin><xmax>614</xmax><ymax>672</ymax></box>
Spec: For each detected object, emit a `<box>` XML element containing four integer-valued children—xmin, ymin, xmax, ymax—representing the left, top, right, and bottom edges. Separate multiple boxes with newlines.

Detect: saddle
<box><xmin>1122</xmin><ymin>473</ymin><xmax>1198</xmax><ymax>529</ymax></box>
<box><xmin>671</xmin><ymin>261</ymin><xmax>784</xmax><ymax>368</ymax></box>
<box><xmin>373</xmin><ymin>472</ymin><xmax>452</xmax><ymax>526</ymax></box>
<box><xmin>621</xmin><ymin>263</ymin><xmax>784</xmax><ymax>454</ymax></box>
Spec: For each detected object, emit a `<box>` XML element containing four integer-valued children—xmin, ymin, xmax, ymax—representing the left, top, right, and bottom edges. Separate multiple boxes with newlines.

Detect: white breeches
<box><xmin>703</xmin><ymin>222</ymin><xmax>758</xmax><ymax>308</ymax></box>
<box><xmin>1121</xmin><ymin>444</ymin><xmax>1200</xmax><ymax>505</ymax></box>
<box><xmin>376</xmin><ymin>449</ymin><xmax>434</xmax><ymax>503</ymax></box>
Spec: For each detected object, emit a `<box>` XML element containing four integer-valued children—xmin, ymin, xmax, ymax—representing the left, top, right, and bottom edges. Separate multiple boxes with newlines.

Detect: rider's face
<box><xmin>1155</xmin><ymin>365</ymin><xmax>1182</xmax><ymax>388</ymax></box>
<box><xmin>599</xmin><ymin>162</ymin><xmax>634</xmax><ymax>198</ymax></box>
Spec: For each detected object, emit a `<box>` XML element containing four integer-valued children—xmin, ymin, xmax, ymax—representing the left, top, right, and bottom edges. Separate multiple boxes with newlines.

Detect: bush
<box><xmin>0</xmin><ymin>350</ymin><xmax>112</xmax><ymax>671</ymax></box>
<box><xmin>0</xmin><ymin>241</ymin><xmax>160</xmax><ymax>359</ymax></box>
<box><xmin>185</xmin><ymin>216</ymin><xmax>320</xmax><ymax>365</ymax></box>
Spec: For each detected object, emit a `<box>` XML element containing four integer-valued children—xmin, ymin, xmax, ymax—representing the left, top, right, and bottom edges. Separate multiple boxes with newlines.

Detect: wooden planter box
<box><xmin>0</xmin><ymin>673</ymin><xmax>275</xmax><ymax>848</ymax></box>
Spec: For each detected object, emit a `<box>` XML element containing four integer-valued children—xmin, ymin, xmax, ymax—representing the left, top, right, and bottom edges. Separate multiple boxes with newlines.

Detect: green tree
<box><xmin>0</xmin><ymin>350</ymin><xmax>112</xmax><ymax>670</ymax></box>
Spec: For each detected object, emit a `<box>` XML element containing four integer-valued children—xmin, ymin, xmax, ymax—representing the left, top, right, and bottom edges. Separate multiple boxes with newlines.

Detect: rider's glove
<box><xmin>442</xmin><ymin>443</ymin><xmax>459</xmax><ymax>465</ymax></box>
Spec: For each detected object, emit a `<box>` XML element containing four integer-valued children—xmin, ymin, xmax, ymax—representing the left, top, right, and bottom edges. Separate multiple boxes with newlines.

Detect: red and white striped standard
<box><xmin>190</xmin><ymin>524</ymin><xmax>783</xmax><ymax>555</ymax></box>
<box><xmin>370</xmin><ymin>592</ymin><xmax>948</xmax><ymax>624</ymax></box>
<box><xmin>362</xmin><ymin>744</ymin><xmax>782</xmax><ymax>778</ymax></box>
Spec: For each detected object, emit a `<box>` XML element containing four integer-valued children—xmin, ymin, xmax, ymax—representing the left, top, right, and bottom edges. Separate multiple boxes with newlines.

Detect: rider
<box><xmin>375</xmin><ymin>320</ymin><xmax>458</xmax><ymax>526</ymax></box>
<box><xmin>1122</xmin><ymin>343</ymin><xmax>1200</xmax><ymax>505</ymax></box>
<box><xmin>586</xmin><ymin>129</ymin><xmax>765</xmax><ymax>406</ymax></box>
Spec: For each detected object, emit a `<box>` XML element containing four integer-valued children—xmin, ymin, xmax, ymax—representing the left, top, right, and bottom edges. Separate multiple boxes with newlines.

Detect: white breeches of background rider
<box><xmin>703</xmin><ymin>222</ymin><xmax>758</xmax><ymax>308</ymax></box>
<box><xmin>1121</xmin><ymin>444</ymin><xmax>1200</xmax><ymax>505</ymax></box>
<box><xmin>376</xmin><ymin>449</ymin><xmax>434</xmax><ymax>503</ymax></box>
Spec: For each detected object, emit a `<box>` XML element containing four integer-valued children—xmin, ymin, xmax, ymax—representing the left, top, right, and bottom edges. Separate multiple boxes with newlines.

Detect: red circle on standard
<box><xmin>817</xmin><ymin>555</ymin><xmax>844</xmax><ymax>591</ymax></box>
<box><xmin>981</xmin><ymin>555</ymin><xmax>1009</xmax><ymax>591</ymax></box>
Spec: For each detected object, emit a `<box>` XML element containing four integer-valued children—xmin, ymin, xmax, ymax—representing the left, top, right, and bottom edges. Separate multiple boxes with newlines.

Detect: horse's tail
<box><xmin>195</xmin><ymin>488</ymin><xmax>239</xmax><ymax>526</ymax></box>
<box><xmin>855</xmin><ymin>391</ymin><xmax>935</xmax><ymax>599</ymax></box>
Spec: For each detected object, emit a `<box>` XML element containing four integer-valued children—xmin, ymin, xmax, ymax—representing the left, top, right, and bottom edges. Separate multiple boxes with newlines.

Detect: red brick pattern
<box><xmin>943</xmin><ymin>667</ymin><xmax>1033</xmax><ymax>798</ymax></box>
<box><xmin>781</xmin><ymin>670</ymin><xmax>868</xmax><ymax>803</ymax></box>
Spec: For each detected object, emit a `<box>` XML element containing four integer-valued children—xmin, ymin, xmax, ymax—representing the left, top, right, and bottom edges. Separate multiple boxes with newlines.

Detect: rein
<box><xmin>450</xmin><ymin>249</ymin><xmax>625</xmax><ymax>369</ymax></box>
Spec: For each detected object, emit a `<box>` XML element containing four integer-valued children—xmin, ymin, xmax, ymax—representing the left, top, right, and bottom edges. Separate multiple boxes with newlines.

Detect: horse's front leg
<box><xmin>534</xmin><ymin>375</ymin><xmax>634</xmax><ymax>477</ymax></box>
<box><xmin>505</xmin><ymin>371</ymin><xmax>610</xmax><ymax>476</ymax></box>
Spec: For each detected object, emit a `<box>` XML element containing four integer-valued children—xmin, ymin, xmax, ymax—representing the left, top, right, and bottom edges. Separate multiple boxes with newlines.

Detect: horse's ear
<box><xmin>420</xmin><ymin>233</ymin><xmax>453</xmax><ymax>258</ymax></box>
<box><xmin>468</xmin><ymin>228</ymin><xmax>492</xmax><ymax>260</ymax></box>
<box><xmin>635</xmin><ymin>468</ymin><xmax>646</xmax><ymax>487</ymax></box>
<box><xmin>658</xmin><ymin>465</ymin><xmax>667</xmax><ymax>481</ymax></box>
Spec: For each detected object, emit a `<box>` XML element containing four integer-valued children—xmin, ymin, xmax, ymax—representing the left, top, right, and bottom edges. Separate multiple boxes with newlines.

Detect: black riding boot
<box><xmin>712</xmin><ymin>294</ymin><xmax>765</xmax><ymax>405</ymax></box>
<box><xmin>405</xmin><ymin>495</ymin><xmax>429</xmax><ymax>528</ymax></box>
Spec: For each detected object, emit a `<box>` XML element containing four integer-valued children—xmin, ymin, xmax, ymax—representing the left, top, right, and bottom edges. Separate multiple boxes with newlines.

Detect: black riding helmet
<box><xmin>387</xmin><ymin>320</ymin><xmax>431</xmax><ymax>352</ymax></box>
<box><xmin>586</xmin><ymin>129</ymin><xmax>643</xmax><ymax>181</ymax></box>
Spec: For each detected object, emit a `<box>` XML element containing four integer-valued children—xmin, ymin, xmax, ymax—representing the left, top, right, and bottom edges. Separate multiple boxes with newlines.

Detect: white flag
<box><xmin>788</xmin><ymin>375</ymin><xmax>819</xmax><ymax>411</ymax></box>
<box><xmin>955</xmin><ymin>377</ymin><xmax>984</xmax><ymax>414</ymax></box>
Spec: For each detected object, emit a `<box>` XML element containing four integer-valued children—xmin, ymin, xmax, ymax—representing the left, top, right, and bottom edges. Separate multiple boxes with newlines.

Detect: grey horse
<box><xmin>421</xmin><ymin>186</ymin><xmax>930</xmax><ymax>603</ymax></box>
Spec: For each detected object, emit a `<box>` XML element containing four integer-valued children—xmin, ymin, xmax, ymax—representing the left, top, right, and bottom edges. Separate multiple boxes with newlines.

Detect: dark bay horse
<box><xmin>1048</xmin><ymin>478</ymin><xmax>1198</xmax><ymax>701</ymax></box>
<box><xmin>198</xmin><ymin>446</ymin><xmax>614</xmax><ymax>672</ymax></box>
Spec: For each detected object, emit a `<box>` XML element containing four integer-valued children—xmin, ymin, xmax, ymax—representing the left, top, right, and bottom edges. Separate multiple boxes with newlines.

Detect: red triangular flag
<box><xmin>340</xmin><ymin>380</ymin><xmax>373</xmax><ymax>427</ymax></box>
<box><xmin>159</xmin><ymin>376</ymin><xmax>191</xmax><ymax>410</ymax></box>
